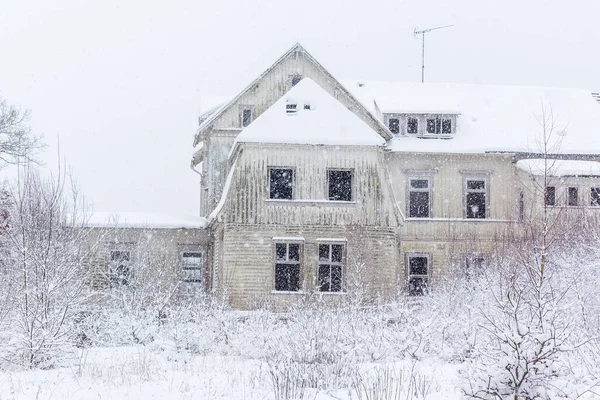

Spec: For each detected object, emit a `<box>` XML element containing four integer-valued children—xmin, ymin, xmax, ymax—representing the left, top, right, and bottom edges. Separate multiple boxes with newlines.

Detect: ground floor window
<box><xmin>592</xmin><ymin>188</ymin><xmax>600</xmax><ymax>206</ymax></box>
<box><xmin>274</xmin><ymin>242</ymin><xmax>301</xmax><ymax>291</ymax></box>
<box><xmin>465</xmin><ymin>253</ymin><xmax>487</xmax><ymax>279</ymax></box>
<box><xmin>407</xmin><ymin>253</ymin><xmax>430</xmax><ymax>296</ymax></box>
<box><xmin>181</xmin><ymin>251</ymin><xmax>203</xmax><ymax>283</ymax></box>
<box><xmin>318</xmin><ymin>243</ymin><xmax>345</xmax><ymax>292</ymax></box>
<box><xmin>109</xmin><ymin>246</ymin><xmax>132</xmax><ymax>286</ymax></box>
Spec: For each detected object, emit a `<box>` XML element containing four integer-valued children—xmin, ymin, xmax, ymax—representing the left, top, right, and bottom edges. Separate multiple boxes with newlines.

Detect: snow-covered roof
<box><xmin>343</xmin><ymin>81</ymin><xmax>600</xmax><ymax>155</ymax></box>
<box><xmin>516</xmin><ymin>159</ymin><xmax>600</xmax><ymax>177</ymax></box>
<box><xmin>234</xmin><ymin>78</ymin><xmax>385</xmax><ymax>147</ymax></box>
<box><xmin>87</xmin><ymin>212</ymin><xmax>207</xmax><ymax>229</ymax></box>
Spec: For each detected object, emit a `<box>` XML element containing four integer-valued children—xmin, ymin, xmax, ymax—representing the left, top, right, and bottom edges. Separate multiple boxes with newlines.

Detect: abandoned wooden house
<box><xmin>86</xmin><ymin>43</ymin><xmax>600</xmax><ymax>309</ymax></box>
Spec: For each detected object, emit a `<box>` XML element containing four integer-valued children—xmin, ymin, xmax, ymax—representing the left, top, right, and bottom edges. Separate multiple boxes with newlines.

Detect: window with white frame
<box><xmin>408</xmin><ymin>177</ymin><xmax>431</xmax><ymax>218</ymax></box>
<box><xmin>465</xmin><ymin>253</ymin><xmax>487</xmax><ymax>279</ymax></box>
<box><xmin>109</xmin><ymin>246</ymin><xmax>132</xmax><ymax>286</ymax></box>
<box><xmin>318</xmin><ymin>243</ymin><xmax>345</xmax><ymax>292</ymax></box>
<box><xmin>465</xmin><ymin>178</ymin><xmax>487</xmax><ymax>219</ymax></box>
<box><xmin>591</xmin><ymin>187</ymin><xmax>600</xmax><ymax>206</ymax></box>
<box><xmin>328</xmin><ymin>170</ymin><xmax>353</xmax><ymax>201</ymax></box>
<box><xmin>181</xmin><ymin>251</ymin><xmax>203</xmax><ymax>283</ymax></box>
<box><xmin>274</xmin><ymin>242</ymin><xmax>301</xmax><ymax>292</ymax></box>
<box><xmin>407</xmin><ymin>253</ymin><xmax>429</xmax><ymax>296</ymax></box>
<box><xmin>269</xmin><ymin>168</ymin><xmax>294</xmax><ymax>200</ymax></box>
<box><xmin>388</xmin><ymin>118</ymin><xmax>400</xmax><ymax>134</ymax></box>
<box><xmin>240</xmin><ymin>106</ymin><xmax>253</xmax><ymax>127</ymax></box>
<box><xmin>567</xmin><ymin>187</ymin><xmax>579</xmax><ymax>206</ymax></box>
<box><xmin>426</xmin><ymin>117</ymin><xmax>452</xmax><ymax>134</ymax></box>
<box><xmin>407</xmin><ymin>117</ymin><xmax>418</xmax><ymax>134</ymax></box>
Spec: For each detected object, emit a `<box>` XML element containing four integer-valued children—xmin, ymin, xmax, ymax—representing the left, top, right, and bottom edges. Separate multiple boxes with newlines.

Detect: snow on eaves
<box><xmin>516</xmin><ymin>159</ymin><xmax>600</xmax><ymax>177</ymax></box>
<box><xmin>343</xmin><ymin>80</ymin><xmax>600</xmax><ymax>155</ymax></box>
<box><xmin>234</xmin><ymin>78</ymin><xmax>385</xmax><ymax>147</ymax></box>
<box><xmin>87</xmin><ymin>212</ymin><xmax>207</xmax><ymax>229</ymax></box>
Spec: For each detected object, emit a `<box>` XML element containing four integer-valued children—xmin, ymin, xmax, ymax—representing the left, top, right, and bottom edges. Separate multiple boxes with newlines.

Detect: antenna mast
<box><xmin>414</xmin><ymin>24</ymin><xmax>453</xmax><ymax>83</ymax></box>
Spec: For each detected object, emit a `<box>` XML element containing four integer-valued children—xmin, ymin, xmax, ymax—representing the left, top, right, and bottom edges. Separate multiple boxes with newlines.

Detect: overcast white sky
<box><xmin>0</xmin><ymin>0</ymin><xmax>599</xmax><ymax>215</ymax></box>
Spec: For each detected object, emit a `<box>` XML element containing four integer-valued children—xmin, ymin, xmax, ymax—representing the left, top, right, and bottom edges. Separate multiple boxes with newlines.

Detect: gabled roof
<box><xmin>344</xmin><ymin>81</ymin><xmax>600</xmax><ymax>155</ymax></box>
<box><xmin>234</xmin><ymin>78</ymin><xmax>385</xmax><ymax>147</ymax></box>
<box><xmin>193</xmin><ymin>43</ymin><xmax>392</xmax><ymax>147</ymax></box>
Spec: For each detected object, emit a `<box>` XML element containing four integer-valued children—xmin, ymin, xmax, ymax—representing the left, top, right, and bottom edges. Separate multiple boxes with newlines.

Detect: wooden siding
<box><xmin>220</xmin><ymin>224</ymin><xmax>399</xmax><ymax>310</ymax></box>
<box><xmin>221</xmin><ymin>144</ymin><xmax>398</xmax><ymax>227</ymax></box>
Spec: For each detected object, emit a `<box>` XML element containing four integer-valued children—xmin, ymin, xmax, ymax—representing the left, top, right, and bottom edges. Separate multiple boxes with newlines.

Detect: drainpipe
<box><xmin>191</xmin><ymin>161</ymin><xmax>204</xmax><ymax>216</ymax></box>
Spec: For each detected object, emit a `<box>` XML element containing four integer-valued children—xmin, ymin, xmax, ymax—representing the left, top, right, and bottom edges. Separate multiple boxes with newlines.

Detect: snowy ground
<box><xmin>0</xmin><ymin>346</ymin><xmax>462</xmax><ymax>400</ymax></box>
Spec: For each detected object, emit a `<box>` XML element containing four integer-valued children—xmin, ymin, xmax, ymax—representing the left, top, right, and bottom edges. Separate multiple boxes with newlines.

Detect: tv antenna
<box><xmin>414</xmin><ymin>24</ymin><xmax>454</xmax><ymax>83</ymax></box>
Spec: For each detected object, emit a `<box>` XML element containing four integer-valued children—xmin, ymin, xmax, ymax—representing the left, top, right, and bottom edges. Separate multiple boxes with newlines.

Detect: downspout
<box><xmin>190</xmin><ymin>161</ymin><xmax>204</xmax><ymax>217</ymax></box>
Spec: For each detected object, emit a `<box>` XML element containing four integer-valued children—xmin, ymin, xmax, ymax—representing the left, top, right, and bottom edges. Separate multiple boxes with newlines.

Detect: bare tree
<box><xmin>0</xmin><ymin>97</ymin><xmax>42</xmax><ymax>165</ymax></box>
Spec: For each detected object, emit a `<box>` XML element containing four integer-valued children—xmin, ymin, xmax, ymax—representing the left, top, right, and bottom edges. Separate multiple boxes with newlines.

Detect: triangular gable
<box><xmin>193</xmin><ymin>43</ymin><xmax>392</xmax><ymax>148</ymax></box>
<box><xmin>235</xmin><ymin>78</ymin><xmax>385</xmax><ymax>147</ymax></box>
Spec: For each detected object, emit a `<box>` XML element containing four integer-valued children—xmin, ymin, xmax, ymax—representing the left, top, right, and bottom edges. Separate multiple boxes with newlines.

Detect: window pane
<box><xmin>291</xmin><ymin>75</ymin><xmax>302</xmax><ymax>86</ymax></box>
<box><xmin>466</xmin><ymin>192</ymin><xmax>486</xmax><ymax>218</ymax></box>
<box><xmin>410</xmin><ymin>179</ymin><xmax>428</xmax><ymax>189</ymax></box>
<box><xmin>242</xmin><ymin>109</ymin><xmax>252</xmax><ymax>127</ymax></box>
<box><xmin>592</xmin><ymin>188</ymin><xmax>600</xmax><ymax>206</ymax></box>
<box><xmin>270</xmin><ymin>169</ymin><xmax>293</xmax><ymax>200</ymax></box>
<box><xmin>275</xmin><ymin>243</ymin><xmax>287</xmax><ymax>261</ymax></box>
<box><xmin>182</xmin><ymin>252</ymin><xmax>202</xmax><ymax>268</ymax></box>
<box><xmin>442</xmin><ymin>119</ymin><xmax>452</xmax><ymax>134</ymax></box>
<box><xmin>568</xmin><ymin>187</ymin><xmax>578</xmax><ymax>206</ymax></box>
<box><xmin>426</xmin><ymin>119</ymin><xmax>436</xmax><ymax>133</ymax></box>
<box><xmin>330</xmin><ymin>265</ymin><xmax>343</xmax><ymax>292</ymax></box>
<box><xmin>331</xmin><ymin>244</ymin><xmax>344</xmax><ymax>263</ymax></box>
<box><xmin>467</xmin><ymin>180</ymin><xmax>485</xmax><ymax>191</ymax></box>
<box><xmin>275</xmin><ymin>264</ymin><xmax>300</xmax><ymax>291</ymax></box>
<box><xmin>288</xmin><ymin>244</ymin><xmax>300</xmax><ymax>261</ymax></box>
<box><xmin>318</xmin><ymin>265</ymin><xmax>331</xmax><ymax>292</ymax></box>
<box><xmin>409</xmin><ymin>256</ymin><xmax>428</xmax><ymax>275</ymax></box>
<box><xmin>409</xmin><ymin>191</ymin><xmax>430</xmax><ymax>218</ymax></box>
<box><xmin>388</xmin><ymin>118</ymin><xmax>400</xmax><ymax>134</ymax></box>
<box><xmin>545</xmin><ymin>186</ymin><xmax>556</xmax><ymax>206</ymax></box>
<box><xmin>328</xmin><ymin>170</ymin><xmax>352</xmax><ymax>201</ymax></box>
<box><xmin>319</xmin><ymin>244</ymin><xmax>329</xmax><ymax>261</ymax></box>
<box><xmin>111</xmin><ymin>251</ymin><xmax>130</xmax><ymax>262</ymax></box>
<box><xmin>435</xmin><ymin>118</ymin><xmax>442</xmax><ymax>133</ymax></box>
<box><xmin>407</xmin><ymin>118</ymin><xmax>418</xmax><ymax>134</ymax></box>
<box><xmin>408</xmin><ymin>277</ymin><xmax>427</xmax><ymax>296</ymax></box>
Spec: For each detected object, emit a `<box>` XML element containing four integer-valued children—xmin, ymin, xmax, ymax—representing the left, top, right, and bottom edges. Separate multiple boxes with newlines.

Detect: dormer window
<box><xmin>286</xmin><ymin>102</ymin><xmax>298</xmax><ymax>115</ymax></box>
<box><xmin>388</xmin><ymin>118</ymin><xmax>400</xmax><ymax>134</ymax></box>
<box><xmin>426</xmin><ymin>117</ymin><xmax>452</xmax><ymax>134</ymax></box>
<box><xmin>407</xmin><ymin>118</ymin><xmax>418</xmax><ymax>134</ymax></box>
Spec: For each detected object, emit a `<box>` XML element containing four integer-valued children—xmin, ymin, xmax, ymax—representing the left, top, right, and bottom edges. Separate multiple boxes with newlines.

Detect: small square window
<box><xmin>269</xmin><ymin>168</ymin><xmax>294</xmax><ymax>200</ymax></box>
<box><xmin>407</xmin><ymin>118</ymin><xmax>418</xmax><ymax>134</ymax></box>
<box><xmin>388</xmin><ymin>118</ymin><xmax>400</xmax><ymax>134</ymax></box>
<box><xmin>274</xmin><ymin>242</ymin><xmax>301</xmax><ymax>292</ymax></box>
<box><xmin>545</xmin><ymin>186</ymin><xmax>556</xmax><ymax>206</ymax></box>
<box><xmin>568</xmin><ymin>187</ymin><xmax>578</xmax><ymax>207</ymax></box>
<box><xmin>328</xmin><ymin>170</ymin><xmax>353</xmax><ymax>201</ymax></box>
<box><xmin>591</xmin><ymin>188</ymin><xmax>600</xmax><ymax>206</ymax></box>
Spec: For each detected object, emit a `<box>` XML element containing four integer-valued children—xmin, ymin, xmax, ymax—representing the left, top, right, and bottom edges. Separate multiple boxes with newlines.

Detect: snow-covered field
<box><xmin>0</xmin><ymin>346</ymin><xmax>462</xmax><ymax>400</ymax></box>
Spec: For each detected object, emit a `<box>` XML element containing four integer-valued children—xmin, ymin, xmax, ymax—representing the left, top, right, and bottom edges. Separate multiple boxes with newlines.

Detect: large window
<box><xmin>545</xmin><ymin>186</ymin><xmax>556</xmax><ymax>206</ymax></box>
<box><xmin>591</xmin><ymin>188</ymin><xmax>600</xmax><ymax>206</ymax></box>
<box><xmin>426</xmin><ymin>118</ymin><xmax>452</xmax><ymax>134</ymax></box>
<box><xmin>318</xmin><ymin>243</ymin><xmax>344</xmax><ymax>292</ymax></box>
<box><xmin>567</xmin><ymin>187</ymin><xmax>578</xmax><ymax>206</ymax></box>
<box><xmin>181</xmin><ymin>251</ymin><xmax>202</xmax><ymax>283</ymax></box>
<box><xmin>109</xmin><ymin>249</ymin><xmax>131</xmax><ymax>286</ymax></box>
<box><xmin>328</xmin><ymin>170</ymin><xmax>353</xmax><ymax>201</ymax></box>
<box><xmin>407</xmin><ymin>117</ymin><xmax>418</xmax><ymax>134</ymax></box>
<box><xmin>407</xmin><ymin>253</ymin><xmax>429</xmax><ymax>296</ymax></box>
<box><xmin>388</xmin><ymin>118</ymin><xmax>400</xmax><ymax>134</ymax></box>
<box><xmin>408</xmin><ymin>178</ymin><xmax>431</xmax><ymax>218</ymax></box>
<box><xmin>466</xmin><ymin>179</ymin><xmax>487</xmax><ymax>219</ymax></box>
<box><xmin>274</xmin><ymin>242</ymin><xmax>301</xmax><ymax>292</ymax></box>
<box><xmin>269</xmin><ymin>168</ymin><xmax>294</xmax><ymax>200</ymax></box>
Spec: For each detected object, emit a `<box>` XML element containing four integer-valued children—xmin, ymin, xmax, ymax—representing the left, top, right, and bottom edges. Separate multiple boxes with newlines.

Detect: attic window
<box><xmin>286</xmin><ymin>102</ymin><xmax>298</xmax><ymax>115</ymax></box>
<box><xmin>290</xmin><ymin>75</ymin><xmax>303</xmax><ymax>86</ymax></box>
<box><xmin>426</xmin><ymin>117</ymin><xmax>452</xmax><ymax>134</ymax></box>
<box><xmin>388</xmin><ymin>118</ymin><xmax>400</xmax><ymax>134</ymax></box>
<box><xmin>240</xmin><ymin>105</ymin><xmax>254</xmax><ymax>127</ymax></box>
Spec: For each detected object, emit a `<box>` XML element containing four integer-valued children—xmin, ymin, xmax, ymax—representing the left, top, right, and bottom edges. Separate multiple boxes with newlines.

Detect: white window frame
<box><xmin>239</xmin><ymin>105</ymin><xmax>255</xmax><ymax>128</ymax></box>
<box><xmin>407</xmin><ymin>176</ymin><xmax>432</xmax><ymax>218</ymax></box>
<box><xmin>181</xmin><ymin>250</ymin><xmax>203</xmax><ymax>283</ymax></box>
<box><xmin>406</xmin><ymin>252</ymin><xmax>431</xmax><ymax>296</ymax></box>
<box><xmin>567</xmin><ymin>186</ymin><xmax>579</xmax><ymax>207</ymax></box>
<box><xmin>462</xmin><ymin>172</ymin><xmax>490</xmax><ymax>219</ymax></box>
<box><xmin>273</xmin><ymin>241</ymin><xmax>302</xmax><ymax>292</ymax></box>
<box><xmin>465</xmin><ymin>252</ymin><xmax>488</xmax><ymax>279</ymax></box>
<box><xmin>425</xmin><ymin>116</ymin><xmax>453</xmax><ymax>135</ymax></box>
<box><xmin>406</xmin><ymin>117</ymin><xmax>419</xmax><ymax>134</ymax></box>
<box><xmin>317</xmin><ymin>241</ymin><xmax>346</xmax><ymax>293</ymax></box>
